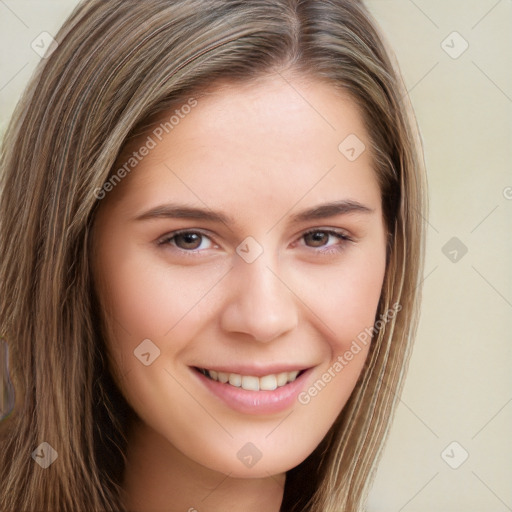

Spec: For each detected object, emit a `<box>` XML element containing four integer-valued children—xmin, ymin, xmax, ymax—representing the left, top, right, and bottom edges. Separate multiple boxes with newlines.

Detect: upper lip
<box><xmin>193</xmin><ymin>364</ymin><xmax>311</xmax><ymax>377</ymax></box>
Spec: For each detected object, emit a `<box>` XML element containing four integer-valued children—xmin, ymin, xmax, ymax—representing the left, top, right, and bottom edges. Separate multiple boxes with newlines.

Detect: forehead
<box><xmin>106</xmin><ymin>75</ymin><xmax>380</xmax><ymax>216</ymax></box>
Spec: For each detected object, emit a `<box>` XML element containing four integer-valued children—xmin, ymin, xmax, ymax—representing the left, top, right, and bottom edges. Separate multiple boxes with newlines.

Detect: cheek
<box><xmin>291</xmin><ymin>250</ymin><xmax>386</xmax><ymax>445</ymax></box>
<box><xmin>97</xmin><ymin>236</ymin><xmax>225</xmax><ymax>337</ymax></box>
<box><xmin>94</xmin><ymin>236</ymin><xmax>234</xmax><ymax>394</ymax></box>
<box><xmin>336</xmin><ymin>261</ymin><xmax>384</xmax><ymax>340</ymax></box>
<box><xmin>298</xmin><ymin>245</ymin><xmax>387</xmax><ymax>355</ymax></box>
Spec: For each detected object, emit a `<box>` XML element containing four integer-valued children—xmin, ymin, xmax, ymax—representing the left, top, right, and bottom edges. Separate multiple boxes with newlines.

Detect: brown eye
<box><xmin>174</xmin><ymin>232</ymin><xmax>203</xmax><ymax>250</ymax></box>
<box><xmin>303</xmin><ymin>231</ymin><xmax>330</xmax><ymax>247</ymax></box>
<box><xmin>160</xmin><ymin>231</ymin><xmax>214</xmax><ymax>251</ymax></box>
<box><xmin>300</xmin><ymin>229</ymin><xmax>351</xmax><ymax>253</ymax></box>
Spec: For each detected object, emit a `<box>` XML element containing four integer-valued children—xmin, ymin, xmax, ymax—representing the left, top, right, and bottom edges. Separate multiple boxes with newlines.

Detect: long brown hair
<box><xmin>0</xmin><ymin>1</ymin><xmax>426</xmax><ymax>510</ymax></box>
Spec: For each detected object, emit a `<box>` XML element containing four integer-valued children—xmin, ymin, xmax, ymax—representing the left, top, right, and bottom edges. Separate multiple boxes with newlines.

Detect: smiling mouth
<box><xmin>195</xmin><ymin>367</ymin><xmax>306</xmax><ymax>391</ymax></box>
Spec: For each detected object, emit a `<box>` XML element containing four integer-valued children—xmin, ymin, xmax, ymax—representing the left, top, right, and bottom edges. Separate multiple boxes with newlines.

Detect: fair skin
<box><xmin>92</xmin><ymin>74</ymin><xmax>387</xmax><ymax>512</ymax></box>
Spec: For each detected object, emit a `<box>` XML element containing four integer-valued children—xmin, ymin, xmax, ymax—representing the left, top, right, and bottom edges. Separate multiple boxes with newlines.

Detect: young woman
<box><xmin>0</xmin><ymin>1</ymin><xmax>426</xmax><ymax>511</ymax></box>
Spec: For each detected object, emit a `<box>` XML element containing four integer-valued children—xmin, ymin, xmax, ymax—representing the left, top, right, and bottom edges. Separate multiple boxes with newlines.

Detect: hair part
<box><xmin>0</xmin><ymin>1</ymin><xmax>426</xmax><ymax>511</ymax></box>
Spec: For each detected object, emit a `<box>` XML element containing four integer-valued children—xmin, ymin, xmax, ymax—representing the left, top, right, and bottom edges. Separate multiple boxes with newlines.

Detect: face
<box><xmin>92</xmin><ymin>74</ymin><xmax>387</xmax><ymax>478</ymax></box>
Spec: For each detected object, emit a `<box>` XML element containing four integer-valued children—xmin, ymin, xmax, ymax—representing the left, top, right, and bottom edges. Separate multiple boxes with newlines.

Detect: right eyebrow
<box><xmin>132</xmin><ymin>204</ymin><xmax>233</xmax><ymax>224</ymax></box>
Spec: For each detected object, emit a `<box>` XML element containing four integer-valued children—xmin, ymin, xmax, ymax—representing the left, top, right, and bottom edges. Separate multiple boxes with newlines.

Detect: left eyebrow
<box><xmin>288</xmin><ymin>200</ymin><xmax>374</xmax><ymax>223</ymax></box>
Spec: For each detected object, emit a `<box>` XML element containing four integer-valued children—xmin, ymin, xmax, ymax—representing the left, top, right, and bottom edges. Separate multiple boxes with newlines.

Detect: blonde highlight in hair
<box><xmin>0</xmin><ymin>1</ymin><xmax>426</xmax><ymax>510</ymax></box>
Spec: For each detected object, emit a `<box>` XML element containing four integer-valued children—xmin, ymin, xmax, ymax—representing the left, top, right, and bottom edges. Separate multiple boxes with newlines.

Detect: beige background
<box><xmin>1</xmin><ymin>1</ymin><xmax>511</xmax><ymax>510</ymax></box>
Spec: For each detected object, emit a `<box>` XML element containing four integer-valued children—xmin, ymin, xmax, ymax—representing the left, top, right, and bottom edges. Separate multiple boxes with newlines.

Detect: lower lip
<box><xmin>194</xmin><ymin>368</ymin><xmax>311</xmax><ymax>415</ymax></box>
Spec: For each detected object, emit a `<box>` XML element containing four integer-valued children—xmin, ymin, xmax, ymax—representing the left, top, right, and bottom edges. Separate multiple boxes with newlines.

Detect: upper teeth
<box><xmin>204</xmin><ymin>369</ymin><xmax>300</xmax><ymax>391</ymax></box>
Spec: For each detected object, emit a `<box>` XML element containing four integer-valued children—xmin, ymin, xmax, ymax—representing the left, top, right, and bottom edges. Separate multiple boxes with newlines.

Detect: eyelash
<box><xmin>157</xmin><ymin>228</ymin><xmax>353</xmax><ymax>257</ymax></box>
<box><xmin>301</xmin><ymin>228</ymin><xmax>353</xmax><ymax>255</ymax></box>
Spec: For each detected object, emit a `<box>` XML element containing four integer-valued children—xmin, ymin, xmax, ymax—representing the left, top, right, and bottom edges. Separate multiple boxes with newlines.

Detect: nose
<box><xmin>219</xmin><ymin>255</ymin><xmax>299</xmax><ymax>343</ymax></box>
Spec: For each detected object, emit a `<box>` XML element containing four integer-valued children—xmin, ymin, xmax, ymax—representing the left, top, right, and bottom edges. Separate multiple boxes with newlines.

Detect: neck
<box><xmin>122</xmin><ymin>419</ymin><xmax>285</xmax><ymax>512</ymax></box>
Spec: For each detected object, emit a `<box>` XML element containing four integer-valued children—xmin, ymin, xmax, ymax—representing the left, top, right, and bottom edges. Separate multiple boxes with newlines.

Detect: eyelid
<box><xmin>156</xmin><ymin>228</ymin><xmax>218</xmax><ymax>253</ymax></box>
<box><xmin>300</xmin><ymin>227</ymin><xmax>352</xmax><ymax>240</ymax></box>
<box><xmin>294</xmin><ymin>227</ymin><xmax>354</xmax><ymax>252</ymax></box>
